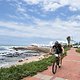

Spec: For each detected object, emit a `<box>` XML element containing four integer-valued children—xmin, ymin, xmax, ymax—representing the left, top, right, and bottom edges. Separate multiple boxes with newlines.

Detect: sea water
<box><xmin>0</xmin><ymin>46</ymin><xmax>40</xmax><ymax>68</ymax></box>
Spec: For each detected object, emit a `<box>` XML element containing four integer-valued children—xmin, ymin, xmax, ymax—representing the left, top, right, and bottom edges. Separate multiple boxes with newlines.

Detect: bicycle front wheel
<box><xmin>52</xmin><ymin>61</ymin><xmax>57</xmax><ymax>74</ymax></box>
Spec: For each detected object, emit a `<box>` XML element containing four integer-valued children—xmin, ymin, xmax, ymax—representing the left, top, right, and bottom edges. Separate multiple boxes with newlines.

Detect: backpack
<box><xmin>53</xmin><ymin>44</ymin><xmax>62</xmax><ymax>54</ymax></box>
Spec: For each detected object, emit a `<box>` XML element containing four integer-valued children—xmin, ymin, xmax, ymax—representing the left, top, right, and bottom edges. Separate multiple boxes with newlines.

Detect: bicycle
<box><xmin>52</xmin><ymin>54</ymin><xmax>62</xmax><ymax>74</ymax></box>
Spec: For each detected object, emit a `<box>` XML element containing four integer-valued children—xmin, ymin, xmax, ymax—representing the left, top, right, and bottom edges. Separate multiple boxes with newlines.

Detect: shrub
<box><xmin>76</xmin><ymin>48</ymin><xmax>80</xmax><ymax>53</ymax></box>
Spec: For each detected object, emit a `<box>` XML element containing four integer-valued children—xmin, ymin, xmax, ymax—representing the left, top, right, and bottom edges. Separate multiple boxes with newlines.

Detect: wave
<box><xmin>0</xmin><ymin>46</ymin><xmax>40</xmax><ymax>68</ymax></box>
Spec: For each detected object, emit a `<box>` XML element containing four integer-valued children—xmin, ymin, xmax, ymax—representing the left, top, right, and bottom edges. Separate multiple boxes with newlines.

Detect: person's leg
<box><xmin>59</xmin><ymin>53</ymin><xmax>62</xmax><ymax>68</ymax></box>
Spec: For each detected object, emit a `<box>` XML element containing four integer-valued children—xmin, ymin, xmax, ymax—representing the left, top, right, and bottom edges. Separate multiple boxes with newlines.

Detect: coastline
<box><xmin>0</xmin><ymin>45</ymin><xmax>50</xmax><ymax>68</ymax></box>
<box><xmin>16</xmin><ymin>53</ymin><xmax>50</xmax><ymax>66</ymax></box>
<box><xmin>0</xmin><ymin>53</ymin><xmax>50</xmax><ymax>68</ymax></box>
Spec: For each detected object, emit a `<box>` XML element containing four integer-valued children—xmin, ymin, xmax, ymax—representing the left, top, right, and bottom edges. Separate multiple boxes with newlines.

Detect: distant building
<box><xmin>31</xmin><ymin>40</ymin><xmax>68</xmax><ymax>48</ymax></box>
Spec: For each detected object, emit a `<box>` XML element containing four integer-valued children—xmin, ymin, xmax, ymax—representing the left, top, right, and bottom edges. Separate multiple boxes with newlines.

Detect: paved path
<box><xmin>23</xmin><ymin>48</ymin><xmax>80</xmax><ymax>80</ymax></box>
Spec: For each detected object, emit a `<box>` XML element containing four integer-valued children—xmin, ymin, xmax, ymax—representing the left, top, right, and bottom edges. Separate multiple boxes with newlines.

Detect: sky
<box><xmin>0</xmin><ymin>0</ymin><xmax>80</xmax><ymax>45</ymax></box>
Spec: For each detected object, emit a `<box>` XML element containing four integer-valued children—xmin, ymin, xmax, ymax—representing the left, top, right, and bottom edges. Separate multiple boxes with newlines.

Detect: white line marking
<box><xmin>34</xmin><ymin>73</ymin><xmax>53</xmax><ymax>80</ymax></box>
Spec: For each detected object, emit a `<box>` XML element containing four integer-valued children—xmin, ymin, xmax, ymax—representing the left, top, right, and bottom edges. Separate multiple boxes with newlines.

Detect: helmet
<box><xmin>55</xmin><ymin>41</ymin><xmax>59</xmax><ymax>45</ymax></box>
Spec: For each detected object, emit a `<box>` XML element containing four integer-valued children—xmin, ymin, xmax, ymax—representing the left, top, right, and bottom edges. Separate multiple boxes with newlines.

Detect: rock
<box><xmin>18</xmin><ymin>59</ymin><xmax>23</xmax><ymax>62</ymax></box>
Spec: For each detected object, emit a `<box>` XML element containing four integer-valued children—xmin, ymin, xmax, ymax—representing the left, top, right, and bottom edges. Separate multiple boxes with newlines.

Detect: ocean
<box><xmin>0</xmin><ymin>46</ymin><xmax>40</xmax><ymax>68</ymax></box>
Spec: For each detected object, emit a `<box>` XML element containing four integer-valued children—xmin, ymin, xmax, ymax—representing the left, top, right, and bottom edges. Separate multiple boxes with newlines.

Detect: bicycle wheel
<box><xmin>52</xmin><ymin>61</ymin><xmax>57</xmax><ymax>74</ymax></box>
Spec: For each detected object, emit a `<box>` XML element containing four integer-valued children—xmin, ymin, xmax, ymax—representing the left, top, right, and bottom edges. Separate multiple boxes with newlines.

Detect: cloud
<box><xmin>6</xmin><ymin>0</ymin><xmax>30</xmax><ymax>19</ymax></box>
<box><xmin>0</xmin><ymin>14</ymin><xmax>80</xmax><ymax>41</ymax></box>
<box><xmin>0</xmin><ymin>21</ymin><xmax>34</xmax><ymax>32</ymax></box>
<box><xmin>8</xmin><ymin>15</ymin><xmax>18</xmax><ymax>19</ymax></box>
<box><xmin>42</xmin><ymin>2</ymin><xmax>61</xmax><ymax>11</ymax></box>
<box><xmin>17</xmin><ymin>5</ymin><xmax>26</xmax><ymax>13</ymax></box>
<box><xmin>68</xmin><ymin>0</ymin><xmax>80</xmax><ymax>11</ymax></box>
<box><xmin>23</xmin><ymin>0</ymin><xmax>41</xmax><ymax>4</ymax></box>
<box><xmin>0</xmin><ymin>0</ymin><xmax>80</xmax><ymax>41</ymax></box>
<box><xmin>23</xmin><ymin>0</ymin><xmax>80</xmax><ymax>11</ymax></box>
<box><xmin>6</xmin><ymin>0</ymin><xmax>80</xmax><ymax>22</ymax></box>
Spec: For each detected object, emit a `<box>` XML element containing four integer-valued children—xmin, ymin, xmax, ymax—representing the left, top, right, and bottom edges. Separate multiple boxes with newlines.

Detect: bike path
<box><xmin>23</xmin><ymin>48</ymin><xmax>80</xmax><ymax>80</ymax></box>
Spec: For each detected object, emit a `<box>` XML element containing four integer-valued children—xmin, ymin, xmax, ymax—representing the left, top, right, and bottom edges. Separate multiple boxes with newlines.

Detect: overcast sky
<box><xmin>0</xmin><ymin>0</ymin><xmax>80</xmax><ymax>45</ymax></box>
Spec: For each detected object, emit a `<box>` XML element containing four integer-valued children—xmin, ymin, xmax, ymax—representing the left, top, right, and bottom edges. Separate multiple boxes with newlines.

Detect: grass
<box><xmin>76</xmin><ymin>48</ymin><xmax>80</xmax><ymax>53</ymax></box>
<box><xmin>0</xmin><ymin>47</ymin><xmax>70</xmax><ymax>80</ymax></box>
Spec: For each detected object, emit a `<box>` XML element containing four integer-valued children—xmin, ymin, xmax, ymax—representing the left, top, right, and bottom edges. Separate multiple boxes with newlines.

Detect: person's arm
<box><xmin>49</xmin><ymin>46</ymin><xmax>54</xmax><ymax>55</ymax></box>
<box><xmin>49</xmin><ymin>47</ymin><xmax>53</xmax><ymax>54</ymax></box>
<box><xmin>59</xmin><ymin>44</ymin><xmax>64</xmax><ymax>53</ymax></box>
<box><xmin>49</xmin><ymin>47</ymin><xmax>52</xmax><ymax>54</ymax></box>
<box><xmin>62</xmin><ymin>46</ymin><xmax>64</xmax><ymax>53</ymax></box>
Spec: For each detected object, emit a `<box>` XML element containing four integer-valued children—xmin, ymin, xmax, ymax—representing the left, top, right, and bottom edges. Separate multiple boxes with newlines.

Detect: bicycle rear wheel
<box><xmin>52</xmin><ymin>61</ymin><xmax>57</xmax><ymax>74</ymax></box>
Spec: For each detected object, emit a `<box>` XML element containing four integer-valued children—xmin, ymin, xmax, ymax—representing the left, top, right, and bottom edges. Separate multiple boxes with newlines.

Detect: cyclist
<box><xmin>50</xmin><ymin>41</ymin><xmax>64</xmax><ymax>68</ymax></box>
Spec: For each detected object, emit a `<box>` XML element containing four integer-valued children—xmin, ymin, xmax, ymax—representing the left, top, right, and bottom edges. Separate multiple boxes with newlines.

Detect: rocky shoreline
<box><xmin>16</xmin><ymin>53</ymin><xmax>50</xmax><ymax>65</ymax></box>
<box><xmin>0</xmin><ymin>45</ymin><xmax>50</xmax><ymax>68</ymax></box>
